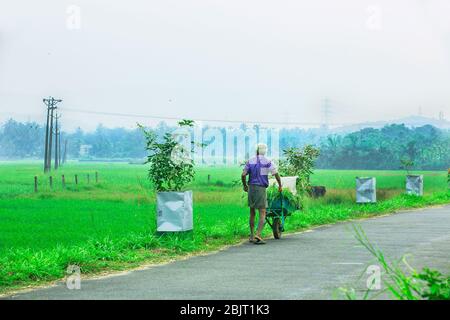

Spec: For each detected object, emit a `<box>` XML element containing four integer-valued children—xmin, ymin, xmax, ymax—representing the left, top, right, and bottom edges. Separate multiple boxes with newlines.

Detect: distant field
<box><xmin>0</xmin><ymin>162</ymin><xmax>447</xmax><ymax>251</ymax></box>
<box><xmin>0</xmin><ymin>161</ymin><xmax>449</xmax><ymax>291</ymax></box>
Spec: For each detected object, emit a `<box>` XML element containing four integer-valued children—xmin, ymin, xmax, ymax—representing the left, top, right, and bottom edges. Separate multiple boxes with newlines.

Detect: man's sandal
<box><xmin>254</xmin><ymin>235</ymin><xmax>266</xmax><ymax>245</ymax></box>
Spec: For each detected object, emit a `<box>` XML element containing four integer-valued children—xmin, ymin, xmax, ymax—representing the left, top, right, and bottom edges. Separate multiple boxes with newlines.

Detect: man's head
<box><xmin>256</xmin><ymin>143</ymin><xmax>267</xmax><ymax>156</ymax></box>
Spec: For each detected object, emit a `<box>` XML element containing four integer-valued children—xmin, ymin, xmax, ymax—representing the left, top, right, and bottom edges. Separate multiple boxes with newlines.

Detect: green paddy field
<box><xmin>0</xmin><ymin>161</ymin><xmax>449</xmax><ymax>292</ymax></box>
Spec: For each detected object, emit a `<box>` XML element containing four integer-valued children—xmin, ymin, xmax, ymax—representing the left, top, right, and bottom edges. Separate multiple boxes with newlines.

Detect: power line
<box><xmin>59</xmin><ymin>107</ymin><xmax>354</xmax><ymax>126</ymax></box>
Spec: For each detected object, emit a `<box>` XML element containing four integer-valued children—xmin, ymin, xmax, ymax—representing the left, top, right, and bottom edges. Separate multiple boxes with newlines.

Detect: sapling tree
<box><xmin>400</xmin><ymin>159</ymin><xmax>414</xmax><ymax>175</ymax></box>
<box><xmin>447</xmin><ymin>168</ymin><xmax>450</xmax><ymax>187</ymax></box>
<box><xmin>279</xmin><ymin>144</ymin><xmax>320</xmax><ymax>195</ymax></box>
<box><xmin>139</xmin><ymin>119</ymin><xmax>197</xmax><ymax>192</ymax></box>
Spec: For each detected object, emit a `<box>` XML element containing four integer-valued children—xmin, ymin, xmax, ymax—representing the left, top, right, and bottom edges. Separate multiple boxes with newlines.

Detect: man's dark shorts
<box><xmin>248</xmin><ymin>184</ymin><xmax>268</xmax><ymax>209</ymax></box>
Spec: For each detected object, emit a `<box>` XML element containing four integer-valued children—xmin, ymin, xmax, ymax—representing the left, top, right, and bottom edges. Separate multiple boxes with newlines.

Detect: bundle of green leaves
<box><xmin>266</xmin><ymin>185</ymin><xmax>300</xmax><ymax>210</ymax></box>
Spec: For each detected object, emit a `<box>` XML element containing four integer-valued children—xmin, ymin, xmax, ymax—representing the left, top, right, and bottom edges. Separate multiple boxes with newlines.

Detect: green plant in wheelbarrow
<box><xmin>139</xmin><ymin>119</ymin><xmax>199</xmax><ymax>233</ymax></box>
<box><xmin>266</xmin><ymin>186</ymin><xmax>300</xmax><ymax>239</ymax></box>
<box><xmin>278</xmin><ymin>145</ymin><xmax>320</xmax><ymax>197</ymax></box>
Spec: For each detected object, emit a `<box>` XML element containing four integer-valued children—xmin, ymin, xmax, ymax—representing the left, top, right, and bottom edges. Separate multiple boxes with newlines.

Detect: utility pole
<box><xmin>54</xmin><ymin>112</ymin><xmax>61</xmax><ymax>170</ymax></box>
<box><xmin>48</xmin><ymin>106</ymin><xmax>55</xmax><ymax>170</ymax></box>
<box><xmin>43</xmin><ymin>102</ymin><xmax>51</xmax><ymax>173</ymax></box>
<box><xmin>63</xmin><ymin>139</ymin><xmax>68</xmax><ymax>164</ymax></box>
<box><xmin>43</xmin><ymin>97</ymin><xmax>62</xmax><ymax>173</ymax></box>
<box><xmin>59</xmin><ymin>132</ymin><xmax>62</xmax><ymax>167</ymax></box>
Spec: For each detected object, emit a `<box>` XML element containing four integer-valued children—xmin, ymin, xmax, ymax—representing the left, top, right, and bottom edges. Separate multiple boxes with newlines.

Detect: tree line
<box><xmin>315</xmin><ymin>124</ymin><xmax>450</xmax><ymax>170</ymax></box>
<box><xmin>0</xmin><ymin>119</ymin><xmax>448</xmax><ymax>170</ymax></box>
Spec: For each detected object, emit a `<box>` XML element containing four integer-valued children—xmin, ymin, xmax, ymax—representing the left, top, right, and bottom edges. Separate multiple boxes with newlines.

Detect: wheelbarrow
<box><xmin>265</xmin><ymin>192</ymin><xmax>299</xmax><ymax>239</ymax></box>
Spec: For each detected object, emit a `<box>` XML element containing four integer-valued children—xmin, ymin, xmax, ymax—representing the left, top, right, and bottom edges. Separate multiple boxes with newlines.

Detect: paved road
<box><xmin>5</xmin><ymin>205</ymin><xmax>450</xmax><ymax>300</ymax></box>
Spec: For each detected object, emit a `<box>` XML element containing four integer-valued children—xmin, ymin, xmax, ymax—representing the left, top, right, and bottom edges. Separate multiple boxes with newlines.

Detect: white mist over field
<box><xmin>1</xmin><ymin>0</ymin><xmax>450</xmax><ymax>131</ymax></box>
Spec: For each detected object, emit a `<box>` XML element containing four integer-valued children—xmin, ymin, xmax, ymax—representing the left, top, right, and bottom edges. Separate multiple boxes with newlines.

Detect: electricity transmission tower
<box><xmin>321</xmin><ymin>98</ymin><xmax>332</xmax><ymax>129</ymax></box>
<box><xmin>43</xmin><ymin>97</ymin><xmax>62</xmax><ymax>173</ymax></box>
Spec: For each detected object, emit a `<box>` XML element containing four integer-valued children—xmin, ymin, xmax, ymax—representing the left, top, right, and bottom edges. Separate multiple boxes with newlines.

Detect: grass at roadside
<box><xmin>0</xmin><ymin>162</ymin><xmax>449</xmax><ymax>293</ymax></box>
<box><xmin>338</xmin><ymin>225</ymin><xmax>450</xmax><ymax>300</ymax></box>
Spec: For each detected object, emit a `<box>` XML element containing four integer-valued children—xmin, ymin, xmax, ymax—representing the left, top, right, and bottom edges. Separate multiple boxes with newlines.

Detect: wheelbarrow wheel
<box><xmin>272</xmin><ymin>218</ymin><xmax>282</xmax><ymax>239</ymax></box>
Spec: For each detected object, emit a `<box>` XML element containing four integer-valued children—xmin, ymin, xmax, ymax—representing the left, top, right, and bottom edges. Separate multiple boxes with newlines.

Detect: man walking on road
<box><xmin>242</xmin><ymin>143</ymin><xmax>282</xmax><ymax>244</ymax></box>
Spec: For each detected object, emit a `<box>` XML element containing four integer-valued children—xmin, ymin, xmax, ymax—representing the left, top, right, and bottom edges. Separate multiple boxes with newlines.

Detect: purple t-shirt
<box><xmin>243</xmin><ymin>155</ymin><xmax>277</xmax><ymax>188</ymax></box>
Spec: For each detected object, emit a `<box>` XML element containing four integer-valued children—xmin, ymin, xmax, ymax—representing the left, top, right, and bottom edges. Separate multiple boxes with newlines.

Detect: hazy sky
<box><xmin>1</xmin><ymin>0</ymin><xmax>450</xmax><ymax>131</ymax></box>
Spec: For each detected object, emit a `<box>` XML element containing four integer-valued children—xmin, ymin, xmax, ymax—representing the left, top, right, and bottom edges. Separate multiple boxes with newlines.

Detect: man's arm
<box><xmin>274</xmin><ymin>172</ymin><xmax>282</xmax><ymax>192</ymax></box>
<box><xmin>269</xmin><ymin>161</ymin><xmax>282</xmax><ymax>192</ymax></box>
<box><xmin>241</xmin><ymin>171</ymin><xmax>248</xmax><ymax>192</ymax></box>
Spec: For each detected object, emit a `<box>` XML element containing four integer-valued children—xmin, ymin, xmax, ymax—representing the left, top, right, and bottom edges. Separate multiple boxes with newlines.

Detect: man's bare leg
<box><xmin>249</xmin><ymin>208</ymin><xmax>256</xmax><ymax>241</ymax></box>
<box><xmin>256</xmin><ymin>208</ymin><xmax>266</xmax><ymax>238</ymax></box>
